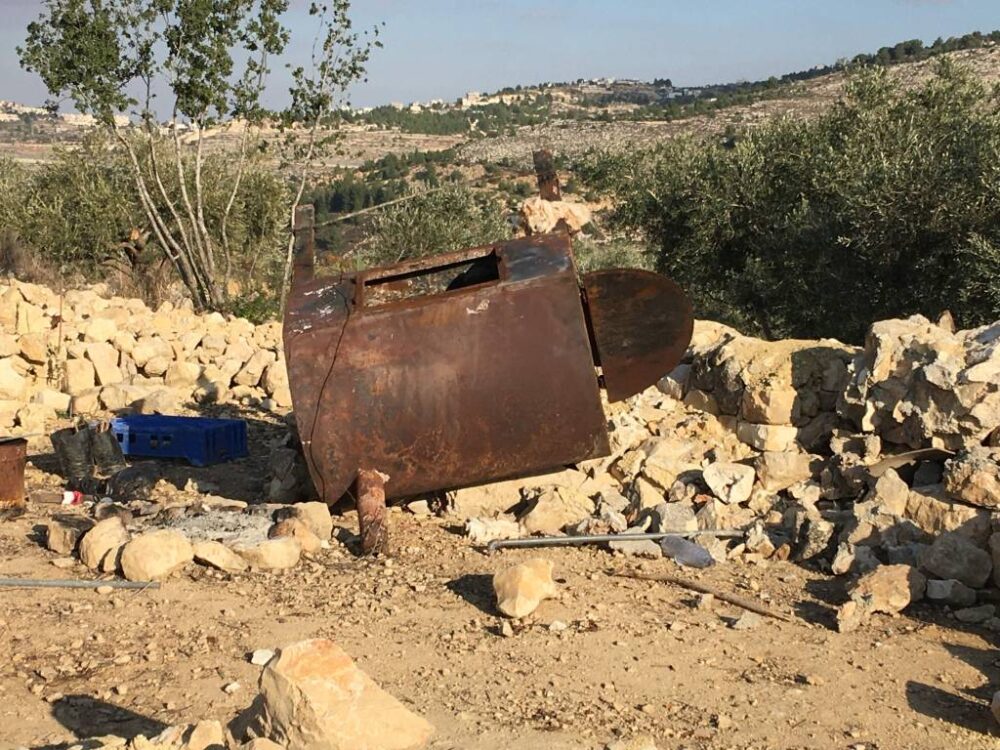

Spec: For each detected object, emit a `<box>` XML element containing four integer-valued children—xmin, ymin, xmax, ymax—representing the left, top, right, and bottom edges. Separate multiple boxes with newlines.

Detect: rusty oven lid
<box><xmin>581</xmin><ymin>269</ymin><xmax>694</xmax><ymax>402</ymax></box>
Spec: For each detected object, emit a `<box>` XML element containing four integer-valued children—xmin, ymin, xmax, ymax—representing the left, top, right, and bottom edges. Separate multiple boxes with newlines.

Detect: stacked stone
<box><xmin>0</xmin><ymin>279</ymin><xmax>292</xmax><ymax>439</ymax></box>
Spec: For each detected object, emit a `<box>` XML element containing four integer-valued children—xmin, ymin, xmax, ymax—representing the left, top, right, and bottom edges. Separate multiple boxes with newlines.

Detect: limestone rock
<box><xmin>64</xmin><ymin>358</ymin><xmax>97</xmax><ymax>394</ymax></box>
<box><xmin>0</xmin><ymin>357</ymin><xmax>26</xmax><ymax>399</ymax></box>
<box><xmin>19</xmin><ymin>331</ymin><xmax>48</xmax><ymax>363</ymax></box>
<box><xmin>83</xmin><ymin>317</ymin><xmax>118</xmax><ymax>343</ymax></box>
<box><xmin>925</xmin><ymin>578</ymin><xmax>977</xmax><ymax>608</ymax></box>
<box><xmin>46</xmin><ymin>517</ymin><xmax>94</xmax><ymax>555</ymax></box>
<box><xmin>904</xmin><ymin>485</ymin><xmax>991</xmax><ymax>545</ymax></box>
<box><xmin>269</xmin><ymin>519</ymin><xmax>321</xmax><ymax>554</ymax></box>
<box><xmin>79</xmin><ymin>517</ymin><xmax>130</xmax><ymax>571</ymax></box>
<box><xmin>165</xmin><ymin>361</ymin><xmax>203</xmax><ymax>388</ymax></box>
<box><xmin>755</xmin><ymin>451</ymin><xmax>817</xmax><ymax>492</ymax></box>
<box><xmin>120</xmin><ymin>530</ymin><xmax>194</xmax><ymax>581</ymax></box>
<box><xmin>193</xmin><ymin>540</ymin><xmax>249</xmax><ymax>573</ymax></box>
<box><xmin>234</xmin><ymin>538</ymin><xmax>301</xmax><ymax>570</ymax></box>
<box><xmin>288</xmin><ymin>501</ymin><xmax>333</xmax><ymax>540</ymax></box>
<box><xmin>867</xmin><ymin>469</ymin><xmax>910</xmax><ymax>516</ymax></box>
<box><xmin>837</xmin><ymin>564</ymin><xmax>926</xmax><ymax>632</ymax></box>
<box><xmin>519</xmin><ymin>196</ymin><xmax>591</xmax><ymax>234</ymax></box>
<box><xmin>185</xmin><ymin>720</ymin><xmax>225</xmax><ymax>750</ymax></box>
<box><xmin>649</xmin><ymin>502</ymin><xmax>698</xmax><ymax>533</ymax></box>
<box><xmin>257</xmin><ymin>638</ymin><xmax>434</xmax><ymax>750</ymax></box>
<box><xmin>240</xmin><ymin>739</ymin><xmax>285</xmax><ymax>750</ymax></box>
<box><xmin>493</xmin><ymin>558</ymin><xmax>557</xmax><ymax>618</ymax></box>
<box><xmin>736</xmin><ymin>421</ymin><xmax>798</xmax><ymax>452</ymax></box>
<box><xmin>465</xmin><ymin>516</ymin><xmax>521</xmax><ymax>544</ymax></box>
<box><xmin>919</xmin><ymin>532</ymin><xmax>992</xmax><ymax>588</ymax></box>
<box><xmin>607</xmin><ymin>736</ymin><xmax>659</xmax><ymax>750</ymax></box>
<box><xmin>943</xmin><ymin>448</ymin><xmax>1000</xmax><ymax>509</ymax></box>
<box><xmin>702</xmin><ymin>462</ymin><xmax>755</xmax><ymax>504</ymax></box>
<box><xmin>519</xmin><ymin>486</ymin><xmax>595</xmax><ymax>535</ymax></box>
<box><xmin>839</xmin><ymin>316</ymin><xmax>1000</xmax><ymax>450</ymax></box>
<box><xmin>608</xmin><ymin>533</ymin><xmax>662</xmax><ymax>558</ymax></box>
<box><xmin>86</xmin><ymin>342</ymin><xmax>123</xmax><ymax>385</ymax></box>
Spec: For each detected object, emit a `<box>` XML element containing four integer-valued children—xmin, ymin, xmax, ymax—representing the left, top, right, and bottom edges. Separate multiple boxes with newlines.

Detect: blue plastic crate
<box><xmin>110</xmin><ymin>415</ymin><xmax>248</xmax><ymax>467</ymax></box>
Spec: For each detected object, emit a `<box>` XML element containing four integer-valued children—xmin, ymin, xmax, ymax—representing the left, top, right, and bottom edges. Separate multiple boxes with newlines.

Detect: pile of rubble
<box><xmin>0</xmin><ymin>279</ymin><xmax>291</xmax><ymax>440</ymax></box>
<box><xmin>452</xmin><ymin>314</ymin><xmax>1000</xmax><ymax>630</ymax></box>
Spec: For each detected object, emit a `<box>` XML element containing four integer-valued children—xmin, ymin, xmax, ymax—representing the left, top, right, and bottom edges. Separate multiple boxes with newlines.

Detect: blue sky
<box><xmin>1</xmin><ymin>0</ymin><xmax>998</xmax><ymax>110</ymax></box>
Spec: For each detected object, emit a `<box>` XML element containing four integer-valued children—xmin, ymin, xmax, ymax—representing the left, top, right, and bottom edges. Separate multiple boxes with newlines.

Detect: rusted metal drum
<box><xmin>284</xmin><ymin>206</ymin><xmax>694</xmax><ymax>504</ymax></box>
<box><xmin>0</xmin><ymin>437</ymin><xmax>28</xmax><ymax>510</ymax></box>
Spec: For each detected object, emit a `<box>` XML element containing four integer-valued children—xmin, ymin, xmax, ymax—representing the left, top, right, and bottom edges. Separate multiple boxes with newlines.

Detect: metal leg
<box><xmin>356</xmin><ymin>468</ymin><xmax>389</xmax><ymax>556</ymax></box>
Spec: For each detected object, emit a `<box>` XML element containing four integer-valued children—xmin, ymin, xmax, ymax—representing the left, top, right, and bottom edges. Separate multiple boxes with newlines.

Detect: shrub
<box><xmin>354</xmin><ymin>186</ymin><xmax>510</xmax><ymax>268</ymax></box>
<box><xmin>581</xmin><ymin>61</ymin><xmax>1000</xmax><ymax>342</ymax></box>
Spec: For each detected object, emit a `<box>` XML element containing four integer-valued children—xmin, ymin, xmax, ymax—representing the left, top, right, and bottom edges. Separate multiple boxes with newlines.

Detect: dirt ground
<box><xmin>2</xmin><ymin>452</ymin><xmax>1000</xmax><ymax>750</ymax></box>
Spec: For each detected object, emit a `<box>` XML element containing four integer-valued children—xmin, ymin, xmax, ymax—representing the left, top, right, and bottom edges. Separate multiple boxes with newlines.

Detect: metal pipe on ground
<box><xmin>486</xmin><ymin>529</ymin><xmax>744</xmax><ymax>553</ymax></box>
<box><xmin>0</xmin><ymin>579</ymin><xmax>161</xmax><ymax>590</ymax></box>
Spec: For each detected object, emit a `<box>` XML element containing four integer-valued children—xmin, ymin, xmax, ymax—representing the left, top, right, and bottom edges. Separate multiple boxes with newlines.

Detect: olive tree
<box><xmin>20</xmin><ymin>0</ymin><xmax>379</xmax><ymax>311</ymax></box>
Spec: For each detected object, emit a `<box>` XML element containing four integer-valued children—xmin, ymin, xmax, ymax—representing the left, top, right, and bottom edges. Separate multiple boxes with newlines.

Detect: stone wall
<box><xmin>0</xmin><ymin>279</ymin><xmax>290</xmax><ymax>436</ymax></box>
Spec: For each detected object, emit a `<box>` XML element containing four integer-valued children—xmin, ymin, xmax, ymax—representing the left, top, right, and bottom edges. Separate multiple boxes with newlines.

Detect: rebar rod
<box><xmin>0</xmin><ymin>578</ymin><xmax>160</xmax><ymax>590</ymax></box>
<box><xmin>486</xmin><ymin>529</ymin><xmax>744</xmax><ymax>553</ymax></box>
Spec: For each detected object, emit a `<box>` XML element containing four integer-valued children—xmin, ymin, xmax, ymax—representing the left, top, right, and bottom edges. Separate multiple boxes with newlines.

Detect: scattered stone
<box><xmin>649</xmin><ymin>502</ymin><xmax>698</xmax><ymax>533</ymax></box>
<box><xmin>268</xmin><ymin>518</ymin><xmax>322</xmax><ymax>554</ymax></box>
<box><xmin>730</xmin><ymin>612</ymin><xmax>762</xmax><ymax>631</ymax></box>
<box><xmin>919</xmin><ymin>532</ymin><xmax>992</xmax><ymax>589</ymax></box>
<box><xmin>193</xmin><ymin>540</ymin><xmax>249</xmax><ymax>574</ymax></box>
<box><xmin>607</xmin><ymin>736</ymin><xmax>658</xmax><ymax>750</ymax></box>
<box><xmin>943</xmin><ymin>448</ymin><xmax>1000</xmax><ymax>509</ymax></box>
<box><xmin>287</xmin><ymin>501</ymin><xmax>334</xmax><ymax>540</ymax></box>
<box><xmin>837</xmin><ymin>565</ymin><xmax>927</xmax><ymax>633</ymax></box>
<box><xmin>120</xmin><ymin>529</ymin><xmax>194</xmax><ymax>581</ymax></box>
<box><xmin>45</xmin><ymin>517</ymin><xmax>93</xmax><ymax>555</ymax></box>
<box><xmin>519</xmin><ymin>486</ymin><xmax>595</xmax><ymax>535</ymax></box>
<box><xmin>465</xmin><ymin>516</ymin><xmax>521</xmax><ymax>544</ymax></box>
<box><xmin>234</xmin><ymin>538</ymin><xmax>302</xmax><ymax>570</ymax></box>
<box><xmin>251</xmin><ymin>649</ymin><xmax>276</xmax><ymax>666</ymax></box>
<box><xmin>925</xmin><ymin>579</ymin><xmax>977</xmax><ymax>608</ymax></box>
<box><xmin>78</xmin><ymin>517</ymin><xmax>129</xmax><ymax>572</ymax></box>
<box><xmin>493</xmin><ymin>558</ymin><xmax>557</xmax><ymax>618</ymax></box>
<box><xmin>223</xmin><ymin>681</ymin><xmax>241</xmax><ymax>694</ymax></box>
<box><xmin>954</xmin><ymin>604</ymin><xmax>996</xmax><ymax>624</ymax></box>
<box><xmin>185</xmin><ymin>720</ymin><xmax>225</xmax><ymax>750</ymax></box>
<box><xmin>608</xmin><ymin>533</ymin><xmax>661</xmax><ymax>559</ymax></box>
<box><xmin>257</xmin><ymin>638</ymin><xmax>434</xmax><ymax>750</ymax></box>
<box><xmin>755</xmin><ymin>451</ymin><xmax>816</xmax><ymax>492</ymax></box>
<box><xmin>702</xmin><ymin>462</ymin><xmax>755</xmax><ymax>504</ymax></box>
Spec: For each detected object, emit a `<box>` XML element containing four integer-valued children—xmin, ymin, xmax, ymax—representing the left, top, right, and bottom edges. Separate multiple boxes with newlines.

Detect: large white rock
<box><xmin>234</xmin><ymin>538</ymin><xmax>301</xmax><ymax>570</ymax></box>
<box><xmin>79</xmin><ymin>517</ymin><xmax>129</xmax><ymax>571</ymax></box>
<box><xmin>257</xmin><ymin>639</ymin><xmax>434</xmax><ymax>750</ymax></box>
<box><xmin>193</xmin><ymin>540</ymin><xmax>249</xmax><ymax>573</ymax></box>
<box><xmin>120</xmin><ymin>530</ymin><xmax>194</xmax><ymax>581</ymax></box>
<box><xmin>493</xmin><ymin>558</ymin><xmax>557</xmax><ymax>618</ymax></box>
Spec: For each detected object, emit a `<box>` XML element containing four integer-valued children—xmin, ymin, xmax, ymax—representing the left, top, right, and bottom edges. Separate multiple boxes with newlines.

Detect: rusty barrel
<box><xmin>0</xmin><ymin>437</ymin><xmax>27</xmax><ymax>510</ymax></box>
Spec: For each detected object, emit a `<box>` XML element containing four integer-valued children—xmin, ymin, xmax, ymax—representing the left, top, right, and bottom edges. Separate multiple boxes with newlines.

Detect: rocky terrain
<box><xmin>0</xmin><ymin>276</ymin><xmax>999</xmax><ymax>749</ymax></box>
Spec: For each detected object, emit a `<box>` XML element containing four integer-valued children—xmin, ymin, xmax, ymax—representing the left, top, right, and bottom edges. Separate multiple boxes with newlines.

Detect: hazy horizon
<box><xmin>0</xmin><ymin>0</ymin><xmax>997</xmax><ymax>113</ymax></box>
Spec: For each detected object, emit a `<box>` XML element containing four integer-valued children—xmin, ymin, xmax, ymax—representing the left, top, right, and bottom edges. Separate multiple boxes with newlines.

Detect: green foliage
<box><xmin>581</xmin><ymin>61</ymin><xmax>1000</xmax><ymax>342</ymax></box>
<box><xmin>573</xmin><ymin>238</ymin><xmax>655</xmax><ymax>274</ymax></box>
<box><xmin>0</xmin><ymin>134</ymin><xmax>288</xmax><ymax>303</ymax></box>
<box><xmin>19</xmin><ymin>0</ymin><xmax>378</xmax><ymax>311</ymax></box>
<box><xmin>355</xmin><ymin>186</ymin><xmax>510</xmax><ymax>268</ymax></box>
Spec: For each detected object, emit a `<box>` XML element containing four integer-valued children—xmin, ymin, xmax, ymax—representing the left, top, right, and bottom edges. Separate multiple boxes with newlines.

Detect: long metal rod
<box><xmin>486</xmin><ymin>529</ymin><xmax>744</xmax><ymax>553</ymax></box>
<box><xmin>0</xmin><ymin>578</ymin><xmax>161</xmax><ymax>590</ymax></box>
